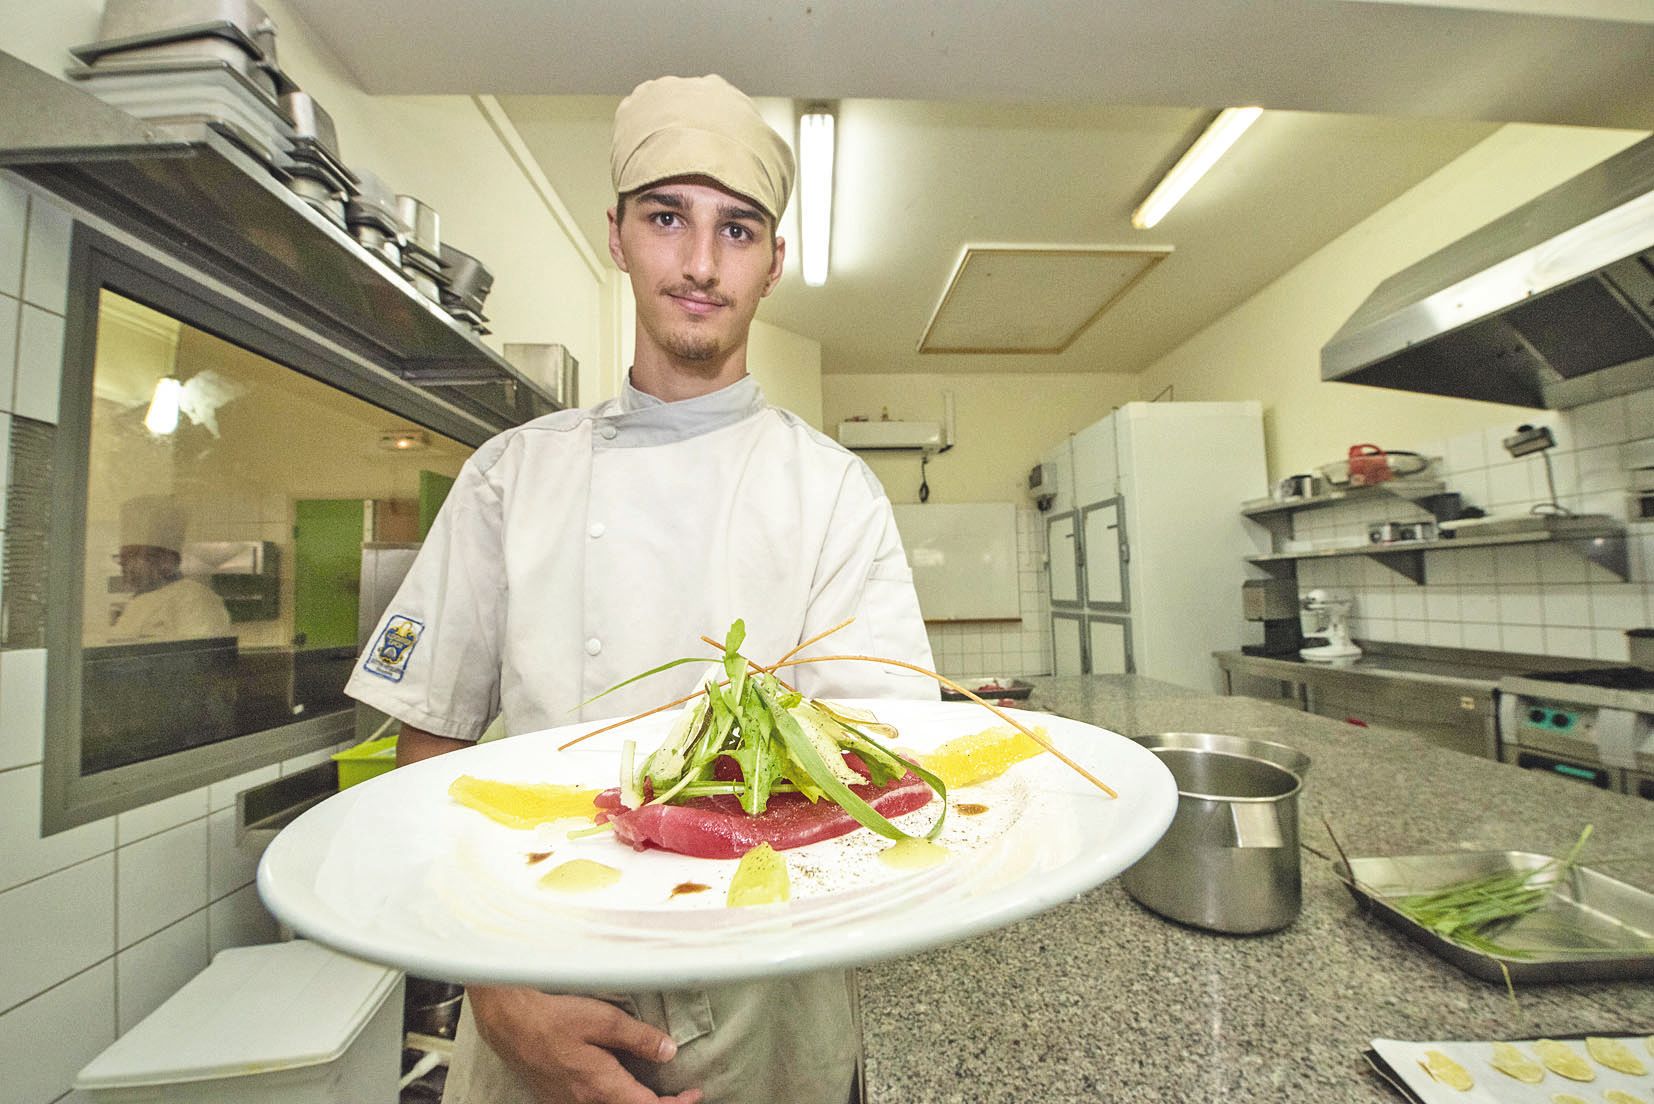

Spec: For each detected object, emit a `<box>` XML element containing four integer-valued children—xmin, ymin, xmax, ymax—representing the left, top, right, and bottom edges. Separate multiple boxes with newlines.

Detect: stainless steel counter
<box><xmin>1211</xmin><ymin>643</ymin><xmax>1606</xmax><ymax>760</ymax></box>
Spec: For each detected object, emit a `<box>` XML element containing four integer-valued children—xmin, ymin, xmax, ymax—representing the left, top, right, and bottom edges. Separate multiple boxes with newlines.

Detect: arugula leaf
<box><xmin>754</xmin><ymin>678</ymin><xmax>921</xmax><ymax>843</ymax></box>
<box><xmin>576</xmin><ymin>655</ymin><xmax>717</xmax><ymax>711</ymax></box>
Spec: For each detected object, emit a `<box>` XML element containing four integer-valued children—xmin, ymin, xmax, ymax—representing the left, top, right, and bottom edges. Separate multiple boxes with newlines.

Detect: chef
<box><xmin>344</xmin><ymin>74</ymin><xmax>934</xmax><ymax>1104</ymax></box>
<box><xmin>108</xmin><ymin>495</ymin><xmax>231</xmax><ymax>643</ymax></box>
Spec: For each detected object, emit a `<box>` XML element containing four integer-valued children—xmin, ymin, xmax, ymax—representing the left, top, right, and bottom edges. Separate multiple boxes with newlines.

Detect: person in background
<box><xmin>345</xmin><ymin>74</ymin><xmax>934</xmax><ymax>1104</ymax></box>
<box><xmin>108</xmin><ymin>494</ymin><xmax>231</xmax><ymax>642</ymax></box>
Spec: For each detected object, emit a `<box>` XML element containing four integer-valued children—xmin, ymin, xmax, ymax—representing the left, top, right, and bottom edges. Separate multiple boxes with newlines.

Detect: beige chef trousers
<box><xmin>442</xmin><ymin>971</ymin><xmax>862</xmax><ymax>1104</ymax></box>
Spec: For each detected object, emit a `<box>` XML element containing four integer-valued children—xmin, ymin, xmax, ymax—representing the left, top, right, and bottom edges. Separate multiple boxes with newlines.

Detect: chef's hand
<box><xmin>467</xmin><ymin>985</ymin><xmax>703</xmax><ymax>1104</ymax></box>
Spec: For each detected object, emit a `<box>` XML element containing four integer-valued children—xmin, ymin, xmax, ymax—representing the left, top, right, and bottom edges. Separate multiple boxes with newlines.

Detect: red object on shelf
<box><xmin>1346</xmin><ymin>444</ymin><xmax>1394</xmax><ymax>487</ymax></box>
<box><xmin>1345</xmin><ymin>717</ymin><xmax>1369</xmax><ymax>727</ymax></box>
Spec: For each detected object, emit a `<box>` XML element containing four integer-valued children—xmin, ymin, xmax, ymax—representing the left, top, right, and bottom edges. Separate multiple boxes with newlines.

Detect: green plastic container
<box><xmin>332</xmin><ymin>734</ymin><xmax>399</xmax><ymax>789</ymax></box>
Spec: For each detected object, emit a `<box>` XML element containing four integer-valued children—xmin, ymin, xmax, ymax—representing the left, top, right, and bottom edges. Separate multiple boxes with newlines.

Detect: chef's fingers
<box><xmin>659</xmin><ymin>1093</ymin><xmax>704</xmax><ymax>1103</ymax></box>
<box><xmin>584</xmin><ymin>1001</ymin><xmax>682</xmax><ymax>1065</ymax></box>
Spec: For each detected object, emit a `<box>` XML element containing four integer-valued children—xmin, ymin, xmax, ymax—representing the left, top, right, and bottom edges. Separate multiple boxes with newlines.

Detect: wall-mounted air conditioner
<box><xmin>836</xmin><ymin>393</ymin><xmax>956</xmax><ymax>453</ymax></box>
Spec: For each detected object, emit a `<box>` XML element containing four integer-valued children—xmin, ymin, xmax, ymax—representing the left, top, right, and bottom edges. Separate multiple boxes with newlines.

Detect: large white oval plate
<box><xmin>257</xmin><ymin>700</ymin><xmax>1176</xmax><ymax>991</ymax></box>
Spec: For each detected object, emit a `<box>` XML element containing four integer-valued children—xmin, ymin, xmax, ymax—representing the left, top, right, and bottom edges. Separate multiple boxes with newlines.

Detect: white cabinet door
<box><xmin>1052</xmin><ymin>614</ymin><xmax>1086</xmax><ymax>676</ymax></box>
<box><xmin>1046</xmin><ymin>512</ymin><xmax>1080</xmax><ymax>607</ymax></box>
<box><xmin>1087</xmin><ymin>617</ymin><xmax>1131</xmax><ymax>675</ymax></box>
<box><xmin>1080</xmin><ymin>498</ymin><xmax>1126</xmax><ymax>610</ymax></box>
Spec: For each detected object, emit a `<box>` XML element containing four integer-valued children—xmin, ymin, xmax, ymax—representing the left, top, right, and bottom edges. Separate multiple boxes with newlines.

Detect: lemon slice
<box><xmin>921</xmin><ymin>726</ymin><xmax>1047</xmax><ymax>788</ymax></box>
<box><xmin>878</xmin><ymin>837</ymin><xmax>947</xmax><ymax>870</ymax></box>
<box><xmin>1603</xmin><ymin>1090</ymin><xmax>1647</xmax><ymax>1104</ymax></box>
<box><xmin>1533</xmin><ymin>1039</ymin><xmax>1595</xmax><ymax>1082</ymax></box>
<box><xmin>1488</xmin><ymin>1041</ymin><xmax>1545</xmax><ymax>1084</ymax></box>
<box><xmin>727</xmin><ymin>843</ymin><xmax>789</xmax><ymax>908</ymax></box>
<box><xmin>1419</xmin><ymin>1049</ymin><xmax>1474</xmax><ymax>1091</ymax></box>
<box><xmin>538</xmin><ymin>859</ymin><xmax>621</xmax><ymax>893</ymax></box>
<box><xmin>448</xmin><ymin>775</ymin><xmax>599</xmax><ymax>829</ymax></box>
<box><xmin>1586</xmin><ymin>1036</ymin><xmax>1648</xmax><ymax>1076</ymax></box>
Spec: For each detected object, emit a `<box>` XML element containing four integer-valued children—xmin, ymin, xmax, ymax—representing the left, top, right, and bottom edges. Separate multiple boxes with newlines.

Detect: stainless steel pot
<box><xmin>1131</xmin><ymin>732</ymin><xmax>1310</xmax><ymax>779</ymax></box>
<box><xmin>1121</xmin><ymin>747</ymin><xmax>1303</xmax><ymax>934</ymax></box>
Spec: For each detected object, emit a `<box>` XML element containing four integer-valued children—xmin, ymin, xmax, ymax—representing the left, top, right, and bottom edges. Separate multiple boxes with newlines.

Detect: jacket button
<box><xmin>599</xmin><ymin>424</ymin><xmax>618</xmax><ymax>440</ymax></box>
<box><xmin>585</xmin><ymin>637</ymin><xmax>602</xmax><ymax>656</ymax></box>
<box><xmin>588</xmin><ymin>522</ymin><xmax>605</xmax><ymax>538</ymax></box>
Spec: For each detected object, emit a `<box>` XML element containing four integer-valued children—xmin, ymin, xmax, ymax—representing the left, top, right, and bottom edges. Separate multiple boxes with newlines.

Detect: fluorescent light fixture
<box><xmin>798</xmin><ymin>106</ymin><xmax>836</xmax><ymax>287</ymax></box>
<box><xmin>144</xmin><ymin>376</ymin><xmax>182</xmax><ymax>434</ymax></box>
<box><xmin>1131</xmin><ymin>106</ymin><xmax>1263</xmax><ymax>230</ymax></box>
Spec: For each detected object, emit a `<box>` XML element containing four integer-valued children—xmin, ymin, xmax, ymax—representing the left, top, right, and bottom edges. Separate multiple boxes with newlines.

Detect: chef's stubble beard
<box><xmin>663</xmin><ymin>330</ymin><xmax>726</xmax><ymax>372</ymax></box>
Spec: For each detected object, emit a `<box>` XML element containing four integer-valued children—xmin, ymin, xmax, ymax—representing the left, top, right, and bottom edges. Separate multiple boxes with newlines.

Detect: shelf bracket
<box><xmin>1579</xmin><ymin>533</ymin><xmax>1630</xmax><ymax>581</ymax></box>
<box><xmin>1366</xmin><ymin>549</ymin><xmax>1426</xmax><ymax>584</ymax></box>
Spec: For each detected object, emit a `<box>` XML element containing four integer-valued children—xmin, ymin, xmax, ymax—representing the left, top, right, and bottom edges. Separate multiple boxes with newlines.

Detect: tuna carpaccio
<box><xmin>594</xmin><ymin>753</ymin><xmax>934</xmax><ymax>860</ymax></box>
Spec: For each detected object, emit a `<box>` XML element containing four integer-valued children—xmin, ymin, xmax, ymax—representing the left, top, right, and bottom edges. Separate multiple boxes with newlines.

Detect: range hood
<box><xmin>1323</xmin><ymin>135</ymin><xmax>1654</xmax><ymax>410</ymax></box>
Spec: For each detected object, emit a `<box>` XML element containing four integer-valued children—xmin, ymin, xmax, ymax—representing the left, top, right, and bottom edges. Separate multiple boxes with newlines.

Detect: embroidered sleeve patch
<box><xmin>364</xmin><ymin>615</ymin><xmax>424</xmax><ymax>682</ymax></box>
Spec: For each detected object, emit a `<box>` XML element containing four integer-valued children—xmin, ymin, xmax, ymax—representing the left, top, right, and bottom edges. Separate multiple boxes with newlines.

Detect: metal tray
<box><xmin>940</xmin><ymin>677</ymin><xmax>1034</xmax><ymax>701</ymax></box>
<box><xmin>1339</xmin><ymin>850</ymin><xmax>1654</xmax><ymax>984</ymax></box>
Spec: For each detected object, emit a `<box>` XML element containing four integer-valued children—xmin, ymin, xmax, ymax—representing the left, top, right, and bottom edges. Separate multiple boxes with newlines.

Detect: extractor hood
<box><xmin>1322</xmin><ymin>135</ymin><xmax>1654</xmax><ymax>410</ymax></box>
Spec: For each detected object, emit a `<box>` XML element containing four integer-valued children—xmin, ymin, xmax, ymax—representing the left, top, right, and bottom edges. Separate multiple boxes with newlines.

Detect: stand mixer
<box><xmin>1299</xmin><ymin>588</ymin><xmax>1362</xmax><ymax>662</ymax></box>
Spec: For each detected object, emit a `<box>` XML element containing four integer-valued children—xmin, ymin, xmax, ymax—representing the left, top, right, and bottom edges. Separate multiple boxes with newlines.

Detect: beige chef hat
<box><xmin>119</xmin><ymin>495</ymin><xmax>186</xmax><ymax>553</ymax></box>
<box><xmin>611</xmin><ymin>74</ymin><xmax>795</xmax><ymax>221</ymax></box>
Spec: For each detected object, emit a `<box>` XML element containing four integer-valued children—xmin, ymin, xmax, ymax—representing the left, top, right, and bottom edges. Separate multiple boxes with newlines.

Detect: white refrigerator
<box><xmin>1040</xmin><ymin>401</ymin><xmax>1268</xmax><ymax>692</ymax></box>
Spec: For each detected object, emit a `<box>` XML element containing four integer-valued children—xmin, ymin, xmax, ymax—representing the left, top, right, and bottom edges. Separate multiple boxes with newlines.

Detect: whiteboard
<box><xmin>892</xmin><ymin>502</ymin><xmax>1020</xmax><ymax>622</ymax></box>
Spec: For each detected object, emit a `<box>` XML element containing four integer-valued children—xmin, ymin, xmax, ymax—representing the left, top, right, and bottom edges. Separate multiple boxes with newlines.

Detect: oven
<box><xmin>1497</xmin><ymin>667</ymin><xmax>1654</xmax><ymax>801</ymax></box>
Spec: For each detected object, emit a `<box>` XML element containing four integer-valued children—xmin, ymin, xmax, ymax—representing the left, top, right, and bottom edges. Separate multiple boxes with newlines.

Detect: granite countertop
<box><xmin>859</xmin><ymin>677</ymin><xmax>1654</xmax><ymax>1103</ymax></box>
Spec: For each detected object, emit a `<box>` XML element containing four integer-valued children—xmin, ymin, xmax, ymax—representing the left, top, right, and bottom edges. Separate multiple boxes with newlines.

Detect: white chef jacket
<box><xmin>346</xmin><ymin>373</ymin><xmax>934</xmax><ymax>737</ymax></box>
<box><xmin>345</xmin><ymin>373</ymin><xmax>935</xmax><ymax>1104</ymax></box>
<box><xmin>108</xmin><ymin>577</ymin><xmax>232</xmax><ymax>643</ymax></box>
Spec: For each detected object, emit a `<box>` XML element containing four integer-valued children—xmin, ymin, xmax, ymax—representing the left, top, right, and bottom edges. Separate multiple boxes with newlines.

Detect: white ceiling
<box><xmin>288</xmin><ymin>0</ymin><xmax>1654</xmax><ymax>128</ymax></box>
<box><xmin>500</xmin><ymin>96</ymin><xmax>1497</xmax><ymax>375</ymax></box>
<box><xmin>285</xmin><ymin>0</ymin><xmax>1650</xmax><ymax>377</ymax></box>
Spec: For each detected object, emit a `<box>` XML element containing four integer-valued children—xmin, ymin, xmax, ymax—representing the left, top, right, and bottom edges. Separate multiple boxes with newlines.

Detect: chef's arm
<box><xmin>396</xmin><ymin>723</ymin><xmax>472</xmax><ymax>767</ymax></box>
<box><xmin>391</xmin><ymin>723</ymin><xmax>694</xmax><ymax>1103</ymax></box>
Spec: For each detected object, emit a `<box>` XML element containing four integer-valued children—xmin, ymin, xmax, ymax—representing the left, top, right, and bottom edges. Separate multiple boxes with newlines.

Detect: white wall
<box><xmin>748</xmin><ymin>319</ymin><xmax>823</xmax><ymax>428</ymax></box>
<box><xmin>1291</xmin><ymin>395</ymin><xmax>1654</xmax><ymax>662</ymax></box>
<box><xmin>822</xmin><ymin>372</ymin><xmax>1136</xmax><ymax>506</ymax></box>
<box><xmin>1134</xmin><ymin>123</ymin><xmax>1649</xmax><ymax>480</ymax></box>
<box><xmin>822</xmin><ymin>372</ymin><xmax>1136</xmax><ymax>676</ymax></box>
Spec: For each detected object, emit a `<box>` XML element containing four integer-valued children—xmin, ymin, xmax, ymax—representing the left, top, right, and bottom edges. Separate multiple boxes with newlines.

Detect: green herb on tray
<box><xmin>1388</xmin><ymin>826</ymin><xmax>1595</xmax><ymax>959</ymax></box>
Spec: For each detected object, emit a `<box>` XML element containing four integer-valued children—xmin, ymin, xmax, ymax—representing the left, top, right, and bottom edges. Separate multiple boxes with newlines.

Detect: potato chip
<box><xmin>1602</xmin><ymin>1090</ymin><xmax>1647</xmax><ymax>1104</ymax></box>
<box><xmin>1587</xmin><ymin>1036</ymin><xmax>1648</xmax><ymax>1076</ymax></box>
<box><xmin>1488</xmin><ymin>1041</ymin><xmax>1545</xmax><ymax>1084</ymax></box>
<box><xmin>1420</xmin><ymin>1049</ymin><xmax>1474</xmax><ymax>1091</ymax></box>
<box><xmin>1550</xmin><ymin>1095</ymin><xmax>1589</xmax><ymax>1104</ymax></box>
<box><xmin>1533</xmin><ymin>1039</ymin><xmax>1595</xmax><ymax>1082</ymax></box>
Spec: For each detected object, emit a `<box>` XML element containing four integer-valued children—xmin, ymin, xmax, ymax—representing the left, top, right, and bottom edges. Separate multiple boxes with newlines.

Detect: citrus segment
<box><xmin>448</xmin><ymin>775</ymin><xmax>600</xmax><ymax>829</ymax></box>
<box><xmin>920</xmin><ymin>726</ymin><xmax>1048</xmax><ymax>788</ymax></box>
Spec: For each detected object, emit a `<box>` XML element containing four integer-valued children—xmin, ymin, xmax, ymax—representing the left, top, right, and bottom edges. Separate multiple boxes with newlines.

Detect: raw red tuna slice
<box><xmin>593</xmin><ymin>757</ymin><xmax>935</xmax><ymax>859</ymax></box>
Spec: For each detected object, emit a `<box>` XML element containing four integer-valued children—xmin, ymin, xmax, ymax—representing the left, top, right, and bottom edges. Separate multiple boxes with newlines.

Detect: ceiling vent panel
<box><xmin>917</xmin><ymin>245</ymin><xmax>1171</xmax><ymax>355</ymax></box>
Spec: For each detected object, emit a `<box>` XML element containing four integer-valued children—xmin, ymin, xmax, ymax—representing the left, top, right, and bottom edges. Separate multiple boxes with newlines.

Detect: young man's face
<box><xmin>608</xmin><ymin>176</ymin><xmax>785</xmax><ymax>374</ymax></box>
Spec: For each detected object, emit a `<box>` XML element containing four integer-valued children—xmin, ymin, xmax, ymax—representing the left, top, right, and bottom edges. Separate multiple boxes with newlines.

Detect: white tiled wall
<box><xmin>924</xmin><ymin>505</ymin><xmax>1053</xmax><ymax>678</ymax></box>
<box><xmin>1290</xmin><ymin>395</ymin><xmax>1654</xmax><ymax>661</ymax></box>
<box><xmin>0</xmin><ymin>175</ymin><xmax>326</xmax><ymax>1104</ymax></box>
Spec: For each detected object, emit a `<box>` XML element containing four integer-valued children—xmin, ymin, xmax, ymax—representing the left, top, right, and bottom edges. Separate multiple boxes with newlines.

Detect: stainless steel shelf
<box><xmin>1247</xmin><ymin>526</ymin><xmax>1629</xmax><ymax>584</ymax></box>
<box><xmin>1240</xmin><ymin>478</ymin><xmax>1451</xmax><ymax>519</ymax></box>
<box><xmin>0</xmin><ymin>51</ymin><xmax>556</xmax><ymax>443</ymax></box>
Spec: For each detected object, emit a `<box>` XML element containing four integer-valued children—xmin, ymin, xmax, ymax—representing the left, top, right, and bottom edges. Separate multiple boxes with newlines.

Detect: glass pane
<box><xmin>79</xmin><ymin>289</ymin><xmax>472</xmax><ymax>775</ymax></box>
